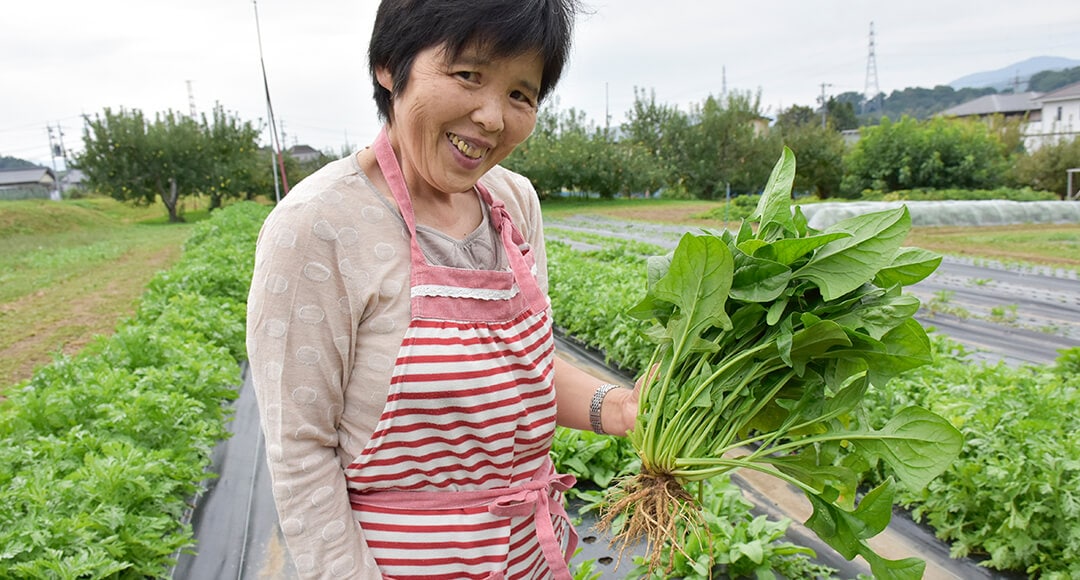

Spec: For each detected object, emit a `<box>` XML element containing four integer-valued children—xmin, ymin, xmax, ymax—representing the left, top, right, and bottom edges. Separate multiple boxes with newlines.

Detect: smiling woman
<box><xmin>244</xmin><ymin>2</ymin><xmax>649</xmax><ymax>579</ymax></box>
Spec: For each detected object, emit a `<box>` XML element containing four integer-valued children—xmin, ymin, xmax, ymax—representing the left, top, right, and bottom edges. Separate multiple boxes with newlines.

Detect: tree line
<box><xmin>503</xmin><ymin>87</ymin><xmax>1079</xmax><ymax>201</ymax></box>
<box><xmin>74</xmin><ymin>105</ymin><xmax>333</xmax><ymax>222</ymax></box>
<box><xmin>71</xmin><ymin>83</ymin><xmax>1080</xmax><ymax>219</ymax></box>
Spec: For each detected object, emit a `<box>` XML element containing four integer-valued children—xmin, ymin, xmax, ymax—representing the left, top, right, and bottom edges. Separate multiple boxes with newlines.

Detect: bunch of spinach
<box><xmin>600</xmin><ymin>148</ymin><xmax>963</xmax><ymax>579</ymax></box>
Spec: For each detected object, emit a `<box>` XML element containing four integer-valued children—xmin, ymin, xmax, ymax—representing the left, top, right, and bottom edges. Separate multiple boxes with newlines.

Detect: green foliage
<box><xmin>197</xmin><ymin>105</ymin><xmax>266</xmax><ymax>209</ymax></box>
<box><xmin>860</xmin><ymin>187</ymin><xmax>1058</xmax><ymax>202</ymax></box>
<box><xmin>545</xmin><ymin>169</ymin><xmax>1078</xmax><ymax>579</ymax></box>
<box><xmin>547</xmin><ymin>241</ymin><xmax>655</xmax><ymax>371</ymax></box>
<box><xmin>841</xmin><ymin>116</ymin><xmax>1010</xmax><ymax>196</ymax></box>
<box><xmin>551</xmin><ymin>427</ymin><xmax>640</xmax><ymax>491</ymax></box>
<box><xmin>826</xmin><ymin>98</ymin><xmax>859</xmax><ymax>132</ymax></box>
<box><xmin>774</xmin><ymin>121</ymin><xmax>846</xmax><ymax>198</ymax></box>
<box><xmin>1009</xmin><ymin>136</ymin><xmax>1080</xmax><ymax>197</ymax></box>
<box><xmin>0</xmin><ymin>202</ymin><xmax>271</xmax><ymax>577</ymax></box>
<box><xmin>0</xmin><ymin>155</ymin><xmax>38</xmax><ymax>170</ymax></box>
<box><xmin>861</xmin><ymin>339</ymin><xmax>1080</xmax><ymax>578</ymax></box>
<box><xmin>1028</xmin><ymin>66</ymin><xmax>1080</xmax><ymax>93</ymax></box>
<box><xmin>76</xmin><ymin>106</ymin><xmax>263</xmax><ymax>222</ymax></box>
<box><xmin>692</xmin><ymin>193</ymin><xmax>761</xmax><ymax>223</ymax></box>
<box><xmin>504</xmin><ymin>104</ymin><xmax>666</xmax><ymax>198</ymax></box>
<box><xmin>871</xmin><ymin>85</ymin><xmax>997</xmax><ymax>121</ymax></box>
<box><xmin>660</xmin><ymin>91</ymin><xmax>781</xmax><ymax>199</ymax></box>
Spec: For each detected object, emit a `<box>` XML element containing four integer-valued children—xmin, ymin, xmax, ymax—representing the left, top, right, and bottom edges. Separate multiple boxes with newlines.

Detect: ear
<box><xmin>375</xmin><ymin>66</ymin><xmax>393</xmax><ymax>92</ymax></box>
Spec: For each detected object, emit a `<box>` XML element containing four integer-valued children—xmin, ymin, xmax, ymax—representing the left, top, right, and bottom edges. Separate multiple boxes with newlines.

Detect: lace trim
<box><xmin>412</xmin><ymin>284</ymin><xmax>521</xmax><ymax>301</ymax></box>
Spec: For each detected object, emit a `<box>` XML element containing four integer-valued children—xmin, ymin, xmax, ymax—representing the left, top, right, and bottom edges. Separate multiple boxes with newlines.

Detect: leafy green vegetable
<box><xmin>600</xmin><ymin>147</ymin><xmax>962</xmax><ymax>579</ymax></box>
<box><xmin>0</xmin><ymin>202</ymin><xmax>270</xmax><ymax>577</ymax></box>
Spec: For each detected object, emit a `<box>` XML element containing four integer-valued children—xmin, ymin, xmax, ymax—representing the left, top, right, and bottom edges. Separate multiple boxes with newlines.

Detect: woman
<box><xmin>246</xmin><ymin>1</ymin><xmax>638</xmax><ymax>578</ymax></box>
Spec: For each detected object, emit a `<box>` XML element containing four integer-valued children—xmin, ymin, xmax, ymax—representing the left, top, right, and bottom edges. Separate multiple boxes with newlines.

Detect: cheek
<box><xmin>505</xmin><ymin>112</ymin><xmax>538</xmax><ymax>147</ymax></box>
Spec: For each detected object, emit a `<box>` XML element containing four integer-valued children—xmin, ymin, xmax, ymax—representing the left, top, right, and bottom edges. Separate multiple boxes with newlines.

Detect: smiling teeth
<box><xmin>449</xmin><ymin>133</ymin><xmax>485</xmax><ymax>159</ymax></box>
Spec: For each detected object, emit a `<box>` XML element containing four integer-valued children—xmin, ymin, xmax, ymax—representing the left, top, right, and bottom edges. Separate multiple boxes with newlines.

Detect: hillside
<box><xmin>949</xmin><ymin>56</ymin><xmax>1080</xmax><ymax>90</ymax></box>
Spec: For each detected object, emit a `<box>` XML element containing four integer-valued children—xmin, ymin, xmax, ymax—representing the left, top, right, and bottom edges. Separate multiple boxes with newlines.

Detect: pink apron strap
<box><xmin>373</xmin><ymin>125</ymin><xmax>548</xmax><ymax>314</ymax></box>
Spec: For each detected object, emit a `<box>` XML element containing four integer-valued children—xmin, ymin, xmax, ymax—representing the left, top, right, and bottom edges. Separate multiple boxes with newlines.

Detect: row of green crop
<box><xmin>0</xmin><ymin>202</ymin><xmax>270</xmax><ymax>578</ymax></box>
<box><xmin>545</xmin><ymin>236</ymin><xmax>1080</xmax><ymax>579</ymax></box>
<box><xmin>4</xmin><ymin>203</ymin><xmax>1073</xmax><ymax>578</ymax></box>
<box><xmin>863</xmin><ymin>342</ymin><xmax>1080</xmax><ymax>579</ymax></box>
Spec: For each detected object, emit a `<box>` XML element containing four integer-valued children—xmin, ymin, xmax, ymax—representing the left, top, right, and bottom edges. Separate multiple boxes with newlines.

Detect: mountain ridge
<box><xmin>949</xmin><ymin>56</ymin><xmax>1080</xmax><ymax>90</ymax></box>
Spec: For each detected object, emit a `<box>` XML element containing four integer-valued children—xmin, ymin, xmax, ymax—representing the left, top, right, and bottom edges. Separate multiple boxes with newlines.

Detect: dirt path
<box><xmin>0</xmin><ymin>242</ymin><xmax>182</xmax><ymax>390</ymax></box>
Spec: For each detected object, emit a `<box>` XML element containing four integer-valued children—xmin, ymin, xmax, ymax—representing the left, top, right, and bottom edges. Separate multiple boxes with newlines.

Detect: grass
<box><xmin>909</xmin><ymin>223</ymin><xmax>1080</xmax><ymax>270</ymax></box>
<box><xmin>0</xmin><ymin>198</ymin><xmax>198</xmax><ymax>390</ymax></box>
<box><xmin>542</xmin><ymin>197</ymin><xmax>1080</xmax><ymax>271</ymax></box>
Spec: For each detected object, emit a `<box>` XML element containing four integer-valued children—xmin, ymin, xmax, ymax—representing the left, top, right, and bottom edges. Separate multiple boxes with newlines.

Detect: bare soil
<box><xmin>0</xmin><ymin>243</ymin><xmax>182</xmax><ymax>390</ymax></box>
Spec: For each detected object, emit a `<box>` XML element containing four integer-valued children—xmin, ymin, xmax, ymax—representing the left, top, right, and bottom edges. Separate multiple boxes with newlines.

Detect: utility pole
<box><xmin>46</xmin><ymin>125</ymin><xmax>63</xmax><ymax>199</ymax></box>
<box><xmin>819</xmin><ymin>82</ymin><xmax>832</xmax><ymax>129</ymax></box>
<box><xmin>253</xmin><ymin>0</ymin><xmax>289</xmax><ymax>201</ymax></box>
<box><xmin>604</xmin><ymin>82</ymin><xmax>611</xmax><ymax>138</ymax></box>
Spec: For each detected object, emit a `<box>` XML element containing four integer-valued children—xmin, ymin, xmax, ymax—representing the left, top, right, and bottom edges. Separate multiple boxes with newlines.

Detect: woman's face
<box><xmin>378</xmin><ymin>43</ymin><xmax>543</xmax><ymax>199</ymax></box>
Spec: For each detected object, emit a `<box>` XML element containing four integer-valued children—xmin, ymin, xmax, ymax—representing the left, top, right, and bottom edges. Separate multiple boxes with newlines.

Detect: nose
<box><xmin>470</xmin><ymin>90</ymin><xmax>505</xmax><ymax>134</ymax></box>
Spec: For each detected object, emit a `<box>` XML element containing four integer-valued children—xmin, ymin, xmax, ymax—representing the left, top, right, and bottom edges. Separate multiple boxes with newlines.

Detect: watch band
<box><xmin>589</xmin><ymin>383</ymin><xmax>621</xmax><ymax>434</ymax></box>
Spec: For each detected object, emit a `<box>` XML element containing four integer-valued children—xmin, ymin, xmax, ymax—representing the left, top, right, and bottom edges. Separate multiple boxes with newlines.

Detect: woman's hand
<box><xmin>601</xmin><ymin>364</ymin><xmax>656</xmax><ymax>436</ymax></box>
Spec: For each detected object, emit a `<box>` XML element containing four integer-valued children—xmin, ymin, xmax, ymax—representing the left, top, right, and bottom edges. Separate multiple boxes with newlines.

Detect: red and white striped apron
<box><xmin>345</xmin><ymin>129</ymin><xmax>577</xmax><ymax>580</ymax></box>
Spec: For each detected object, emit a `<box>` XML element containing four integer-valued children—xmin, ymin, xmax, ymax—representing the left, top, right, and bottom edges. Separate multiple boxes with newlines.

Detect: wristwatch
<box><xmin>589</xmin><ymin>383</ymin><xmax>621</xmax><ymax>435</ymax></box>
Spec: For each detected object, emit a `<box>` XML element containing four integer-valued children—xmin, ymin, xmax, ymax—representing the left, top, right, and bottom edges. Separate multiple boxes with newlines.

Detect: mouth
<box><xmin>447</xmin><ymin>132</ymin><xmax>488</xmax><ymax>160</ymax></box>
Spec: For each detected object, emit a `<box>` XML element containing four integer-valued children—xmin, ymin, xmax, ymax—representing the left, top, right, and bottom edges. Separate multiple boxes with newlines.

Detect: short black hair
<box><xmin>368</xmin><ymin>0</ymin><xmax>580</xmax><ymax>122</ymax></box>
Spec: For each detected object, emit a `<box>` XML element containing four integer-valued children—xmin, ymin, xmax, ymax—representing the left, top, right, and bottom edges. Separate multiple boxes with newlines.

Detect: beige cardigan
<box><xmin>245</xmin><ymin>153</ymin><xmax>548</xmax><ymax>578</ymax></box>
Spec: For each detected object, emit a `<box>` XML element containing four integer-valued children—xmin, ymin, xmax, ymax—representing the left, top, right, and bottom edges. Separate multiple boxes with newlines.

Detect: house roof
<box><xmin>0</xmin><ymin>167</ymin><xmax>56</xmax><ymax>187</ymax></box>
<box><xmin>940</xmin><ymin>92</ymin><xmax>1042</xmax><ymax>117</ymax></box>
<box><xmin>287</xmin><ymin>144</ymin><xmax>320</xmax><ymax>156</ymax></box>
<box><xmin>1038</xmin><ymin>80</ymin><xmax>1080</xmax><ymax>103</ymax></box>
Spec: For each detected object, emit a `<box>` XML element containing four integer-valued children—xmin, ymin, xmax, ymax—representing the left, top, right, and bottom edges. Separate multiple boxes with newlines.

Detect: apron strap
<box><xmin>373</xmin><ymin>125</ymin><xmax>548</xmax><ymax>314</ymax></box>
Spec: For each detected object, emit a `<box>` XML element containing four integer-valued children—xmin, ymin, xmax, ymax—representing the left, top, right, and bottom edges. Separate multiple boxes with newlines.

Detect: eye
<box><xmin>454</xmin><ymin>70</ymin><xmax>478</xmax><ymax>83</ymax></box>
<box><xmin>510</xmin><ymin>90</ymin><xmax>536</xmax><ymax>107</ymax></box>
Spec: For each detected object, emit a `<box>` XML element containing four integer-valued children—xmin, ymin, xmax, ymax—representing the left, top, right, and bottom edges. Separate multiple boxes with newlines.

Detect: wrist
<box><xmin>590</xmin><ymin>383</ymin><xmax>631</xmax><ymax>436</ymax></box>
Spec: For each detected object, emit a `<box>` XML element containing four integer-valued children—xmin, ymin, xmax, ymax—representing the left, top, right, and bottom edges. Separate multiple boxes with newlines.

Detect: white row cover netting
<box><xmin>798</xmin><ymin>200</ymin><xmax>1080</xmax><ymax>229</ymax></box>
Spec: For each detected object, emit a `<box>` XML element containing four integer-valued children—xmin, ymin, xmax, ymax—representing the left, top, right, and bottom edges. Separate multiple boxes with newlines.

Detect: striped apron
<box><xmin>345</xmin><ymin>129</ymin><xmax>577</xmax><ymax>580</ymax></box>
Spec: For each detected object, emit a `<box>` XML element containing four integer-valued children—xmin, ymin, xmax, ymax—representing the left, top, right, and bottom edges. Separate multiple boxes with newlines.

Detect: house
<box><xmin>286</xmin><ymin>144</ymin><xmax>322</xmax><ymax>164</ymax></box>
<box><xmin>939</xmin><ymin>91</ymin><xmax>1043</xmax><ymax>122</ymax></box>
<box><xmin>0</xmin><ymin>166</ymin><xmax>59</xmax><ymax>200</ymax></box>
<box><xmin>60</xmin><ymin>168</ymin><xmax>86</xmax><ymax>191</ymax></box>
<box><xmin>938</xmin><ymin>91</ymin><xmax>1044</xmax><ymax>150</ymax></box>
<box><xmin>939</xmin><ymin>83</ymin><xmax>1080</xmax><ymax>150</ymax></box>
<box><xmin>1028</xmin><ymin>80</ymin><xmax>1080</xmax><ymax>147</ymax></box>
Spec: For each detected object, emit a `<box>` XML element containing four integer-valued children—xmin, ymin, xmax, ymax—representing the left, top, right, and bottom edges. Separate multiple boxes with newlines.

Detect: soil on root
<box><xmin>596</xmin><ymin>470</ymin><xmax>705</xmax><ymax>574</ymax></box>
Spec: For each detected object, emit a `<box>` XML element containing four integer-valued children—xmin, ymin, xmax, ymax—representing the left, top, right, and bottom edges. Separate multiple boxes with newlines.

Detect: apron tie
<box><xmin>488</xmin><ymin>471</ymin><xmax>578</xmax><ymax>579</ymax></box>
<box><xmin>350</xmin><ymin>466</ymin><xmax>578</xmax><ymax>580</ymax></box>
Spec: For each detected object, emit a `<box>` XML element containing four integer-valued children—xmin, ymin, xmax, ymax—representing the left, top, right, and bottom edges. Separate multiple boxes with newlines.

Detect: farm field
<box><xmin>1</xmin><ymin>197</ymin><xmax>1078</xmax><ymax>579</ymax></box>
<box><xmin>0</xmin><ymin>198</ymin><xmax>197</xmax><ymax>390</ymax></box>
<box><xmin>3</xmin><ymin>196</ymin><xmax>1078</xmax><ymax>392</ymax></box>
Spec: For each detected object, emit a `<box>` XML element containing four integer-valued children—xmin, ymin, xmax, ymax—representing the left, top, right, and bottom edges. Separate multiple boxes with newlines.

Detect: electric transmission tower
<box><xmin>187</xmin><ymin>80</ymin><xmax>197</xmax><ymax>118</ymax></box>
<box><xmin>862</xmin><ymin>21</ymin><xmax>881</xmax><ymax>115</ymax></box>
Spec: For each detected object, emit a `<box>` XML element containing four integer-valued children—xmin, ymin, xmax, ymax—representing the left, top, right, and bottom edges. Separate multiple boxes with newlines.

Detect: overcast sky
<box><xmin>3</xmin><ymin>1</ymin><xmax>1079</xmax><ymax>168</ymax></box>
